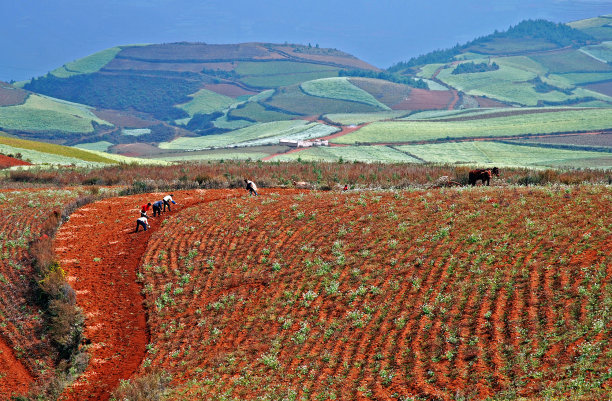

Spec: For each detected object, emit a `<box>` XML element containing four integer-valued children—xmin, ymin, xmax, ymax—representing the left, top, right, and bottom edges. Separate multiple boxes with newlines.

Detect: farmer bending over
<box><xmin>152</xmin><ymin>200</ymin><xmax>163</xmax><ymax>217</ymax></box>
<box><xmin>245</xmin><ymin>179</ymin><xmax>258</xmax><ymax>196</ymax></box>
<box><xmin>163</xmin><ymin>194</ymin><xmax>176</xmax><ymax>211</ymax></box>
<box><xmin>134</xmin><ymin>215</ymin><xmax>150</xmax><ymax>232</ymax></box>
<box><xmin>140</xmin><ymin>202</ymin><xmax>151</xmax><ymax>217</ymax></box>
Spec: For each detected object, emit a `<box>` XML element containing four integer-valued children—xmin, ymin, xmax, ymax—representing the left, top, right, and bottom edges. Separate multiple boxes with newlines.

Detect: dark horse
<box><xmin>468</xmin><ymin>167</ymin><xmax>499</xmax><ymax>186</ymax></box>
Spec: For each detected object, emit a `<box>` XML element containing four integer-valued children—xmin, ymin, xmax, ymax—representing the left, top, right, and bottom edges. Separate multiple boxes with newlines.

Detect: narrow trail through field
<box><xmin>55</xmin><ymin>189</ymin><xmax>242</xmax><ymax>400</ymax></box>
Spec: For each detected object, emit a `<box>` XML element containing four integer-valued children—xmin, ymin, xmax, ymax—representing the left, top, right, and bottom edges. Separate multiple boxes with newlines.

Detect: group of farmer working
<box><xmin>134</xmin><ymin>179</ymin><xmax>258</xmax><ymax>233</ymax></box>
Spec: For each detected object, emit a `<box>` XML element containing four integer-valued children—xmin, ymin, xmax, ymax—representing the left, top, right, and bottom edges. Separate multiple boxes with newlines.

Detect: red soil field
<box><xmin>0</xmin><ymin>188</ymin><xmax>93</xmax><ymax>399</ymax></box>
<box><xmin>0</xmin><ymin>154</ymin><xmax>31</xmax><ymax>168</ymax></box>
<box><xmin>0</xmin><ymin>82</ymin><xmax>28</xmax><ymax>106</ymax></box>
<box><xmin>92</xmin><ymin>109</ymin><xmax>158</xmax><ymax>129</ymax></box>
<box><xmin>55</xmin><ymin>189</ymin><xmax>260</xmax><ymax>401</ymax></box>
<box><xmin>473</xmin><ymin>96</ymin><xmax>508</xmax><ymax>108</ymax></box>
<box><xmin>103</xmin><ymin>58</ymin><xmax>212</xmax><ymax>73</ymax></box>
<box><xmin>391</xmin><ymin>88</ymin><xmax>457</xmax><ymax>110</ymax></box>
<box><xmin>132</xmin><ymin>187</ymin><xmax>610</xmax><ymax>400</ymax></box>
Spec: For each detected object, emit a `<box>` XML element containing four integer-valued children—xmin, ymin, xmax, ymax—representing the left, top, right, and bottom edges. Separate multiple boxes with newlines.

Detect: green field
<box><xmin>300</xmin><ymin>77</ymin><xmax>391</xmax><ymax>110</ymax></box>
<box><xmin>50</xmin><ymin>47</ymin><xmax>123</xmax><ymax>78</ymax></box>
<box><xmin>228</xmin><ymin>102</ymin><xmax>294</xmax><ymax>122</ymax></box>
<box><xmin>0</xmin><ymin>94</ymin><xmax>111</xmax><ymax>134</ymax></box>
<box><xmin>550</xmin><ymin>72</ymin><xmax>612</xmax><ymax>85</ymax></box>
<box><xmin>177</xmin><ymin>89</ymin><xmax>236</xmax><ymax>117</ymax></box>
<box><xmin>416</xmin><ymin>63</ymin><xmax>444</xmax><ymax>79</ymax></box>
<box><xmin>580</xmin><ymin>43</ymin><xmax>612</xmax><ymax>63</ymax></box>
<box><xmin>436</xmin><ymin>59</ymin><xmax>611</xmax><ymax>106</ymax></box>
<box><xmin>240</xmin><ymin>71</ymin><xmax>338</xmax><ymax>88</ymax></box>
<box><xmin>264</xmin><ymin>84</ymin><xmax>382</xmax><ymax>115</ymax></box>
<box><xmin>271</xmin><ymin>145</ymin><xmax>422</xmax><ymax>163</ymax></box>
<box><xmin>333</xmin><ymin>108</ymin><xmax>612</xmax><ymax>144</ymax></box>
<box><xmin>324</xmin><ymin>111</ymin><xmax>409</xmax><ymax>125</ymax></box>
<box><xmin>530</xmin><ymin>49</ymin><xmax>612</xmax><ymax>74</ymax></box>
<box><xmin>0</xmin><ymin>135</ymin><xmax>119</xmax><ymax>165</ymax></box>
<box><xmin>73</xmin><ymin>141</ymin><xmax>114</xmax><ymax>152</ymax></box>
<box><xmin>160</xmin><ymin>120</ymin><xmax>338</xmax><ymax>150</ymax></box>
<box><xmin>394</xmin><ymin>141</ymin><xmax>612</xmax><ymax>168</ymax></box>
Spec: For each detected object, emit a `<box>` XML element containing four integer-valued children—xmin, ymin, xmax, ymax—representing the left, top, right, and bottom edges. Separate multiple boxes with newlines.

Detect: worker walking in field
<box><xmin>134</xmin><ymin>215</ymin><xmax>150</xmax><ymax>232</ymax></box>
<box><xmin>163</xmin><ymin>194</ymin><xmax>176</xmax><ymax>211</ymax></box>
<box><xmin>244</xmin><ymin>179</ymin><xmax>258</xmax><ymax>196</ymax></box>
<box><xmin>140</xmin><ymin>202</ymin><xmax>151</xmax><ymax>217</ymax></box>
<box><xmin>152</xmin><ymin>200</ymin><xmax>163</xmax><ymax>217</ymax></box>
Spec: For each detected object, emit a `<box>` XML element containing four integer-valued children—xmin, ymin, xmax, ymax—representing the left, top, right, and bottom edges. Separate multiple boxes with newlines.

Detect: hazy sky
<box><xmin>1</xmin><ymin>0</ymin><xmax>610</xmax><ymax>81</ymax></box>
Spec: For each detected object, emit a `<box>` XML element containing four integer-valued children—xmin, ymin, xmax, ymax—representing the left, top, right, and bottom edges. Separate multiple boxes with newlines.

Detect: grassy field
<box><xmin>263</xmin><ymin>84</ymin><xmax>381</xmax><ymax>115</ymax></box>
<box><xmin>160</xmin><ymin>120</ymin><xmax>338</xmax><ymax>150</ymax></box>
<box><xmin>530</xmin><ymin>49</ymin><xmax>612</xmax><ymax>74</ymax></box>
<box><xmin>323</xmin><ymin>111</ymin><xmax>409</xmax><ymax>125</ymax></box>
<box><xmin>395</xmin><ymin>141</ymin><xmax>612</xmax><ymax>168</ymax></box>
<box><xmin>49</xmin><ymin>47</ymin><xmax>123</xmax><ymax>78</ymax></box>
<box><xmin>0</xmin><ymin>135</ymin><xmax>119</xmax><ymax>164</ymax></box>
<box><xmin>301</xmin><ymin>77</ymin><xmax>391</xmax><ymax>110</ymax></box>
<box><xmin>580</xmin><ymin>43</ymin><xmax>612</xmax><ymax>63</ymax></box>
<box><xmin>271</xmin><ymin>145</ymin><xmax>422</xmax><ymax>163</ymax></box>
<box><xmin>73</xmin><ymin>141</ymin><xmax>114</xmax><ymax>152</ymax></box>
<box><xmin>228</xmin><ymin>102</ymin><xmax>294</xmax><ymax>123</ymax></box>
<box><xmin>176</xmin><ymin>89</ymin><xmax>236</xmax><ymax>117</ymax></box>
<box><xmin>416</xmin><ymin>63</ymin><xmax>444</xmax><ymax>79</ymax></box>
<box><xmin>0</xmin><ymin>94</ymin><xmax>111</xmax><ymax>134</ymax></box>
<box><xmin>554</xmin><ymin>72</ymin><xmax>612</xmax><ymax>85</ymax></box>
<box><xmin>333</xmin><ymin>108</ymin><xmax>612</xmax><ymax>144</ymax></box>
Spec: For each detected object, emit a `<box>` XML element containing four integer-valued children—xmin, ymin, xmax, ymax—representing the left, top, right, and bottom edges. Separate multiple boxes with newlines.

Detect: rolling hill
<box><xmin>0</xmin><ymin>16</ymin><xmax>609</xmax><ymax>167</ymax></box>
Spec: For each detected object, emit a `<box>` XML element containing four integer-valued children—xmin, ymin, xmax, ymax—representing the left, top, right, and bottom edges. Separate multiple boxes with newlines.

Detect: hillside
<box><xmin>0</xmin><ymin>17</ymin><xmax>609</xmax><ymax>168</ymax></box>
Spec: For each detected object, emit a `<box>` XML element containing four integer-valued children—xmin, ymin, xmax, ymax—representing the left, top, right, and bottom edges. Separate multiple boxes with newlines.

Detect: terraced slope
<box><xmin>134</xmin><ymin>187</ymin><xmax>610</xmax><ymax>400</ymax></box>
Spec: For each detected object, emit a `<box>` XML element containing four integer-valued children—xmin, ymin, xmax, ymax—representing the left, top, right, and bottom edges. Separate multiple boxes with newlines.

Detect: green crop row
<box><xmin>333</xmin><ymin>108</ymin><xmax>612</xmax><ymax>144</ymax></box>
<box><xmin>300</xmin><ymin>77</ymin><xmax>390</xmax><ymax>110</ymax></box>
<box><xmin>50</xmin><ymin>47</ymin><xmax>123</xmax><ymax>78</ymax></box>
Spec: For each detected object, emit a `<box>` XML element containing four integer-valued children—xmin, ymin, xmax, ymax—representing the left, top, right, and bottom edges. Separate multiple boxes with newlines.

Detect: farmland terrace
<box><xmin>49</xmin><ymin>186</ymin><xmax>611</xmax><ymax>400</ymax></box>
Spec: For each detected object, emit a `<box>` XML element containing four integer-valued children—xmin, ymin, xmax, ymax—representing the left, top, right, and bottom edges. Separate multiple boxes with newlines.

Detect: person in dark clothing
<box><xmin>244</xmin><ymin>179</ymin><xmax>258</xmax><ymax>196</ymax></box>
<box><xmin>140</xmin><ymin>202</ymin><xmax>151</xmax><ymax>217</ymax></box>
<box><xmin>152</xmin><ymin>200</ymin><xmax>163</xmax><ymax>217</ymax></box>
<box><xmin>134</xmin><ymin>216</ymin><xmax>150</xmax><ymax>232</ymax></box>
<box><xmin>163</xmin><ymin>194</ymin><xmax>176</xmax><ymax>211</ymax></box>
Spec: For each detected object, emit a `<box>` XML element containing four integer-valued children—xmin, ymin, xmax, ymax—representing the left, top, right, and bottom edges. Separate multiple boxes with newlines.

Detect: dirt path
<box><xmin>55</xmin><ymin>189</ymin><xmax>233</xmax><ymax>400</ymax></box>
<box><xmin>0</xmin><ymin>336</ymin><xmax>33</xmax><ymax>397</ymax></box>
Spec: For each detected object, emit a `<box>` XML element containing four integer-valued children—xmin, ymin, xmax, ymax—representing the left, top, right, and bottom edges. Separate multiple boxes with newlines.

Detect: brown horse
<box><xmin>468</xmin><ymin>167</ymin><xmax>499</xmax><ymax>186</ymax></box>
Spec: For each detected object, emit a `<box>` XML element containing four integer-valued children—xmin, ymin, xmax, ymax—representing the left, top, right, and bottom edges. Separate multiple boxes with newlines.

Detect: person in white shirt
<box><xmin>244</xmin><ymin>179</ymin><xmax>258</xmax><ymax>196</ymax></box>
<box><xmin>163</xmin><ymin>194</ymin><xmax>176</xmax><ymax>211</ymax></box>
<box><xmin>134</xmin><ymin>216</ymin><xmax>150</xmax><ymax>232</ymax></box>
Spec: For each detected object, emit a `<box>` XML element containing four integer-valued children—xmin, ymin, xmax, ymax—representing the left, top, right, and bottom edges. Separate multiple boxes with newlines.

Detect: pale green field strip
<box><xmin>154</xmin><ymin>151</ymin><xmax>270</xmax><ymax>162</ymax></box>
<box><xmin>324</xmin><ymin>111</ymin><xmax>409</xmax><ymax>125</ymax></box>
<box><xmin>122</xmin><ymin>128</ymin><xmax>152</xmax><ymax>136</ymax></box>
<box><xmin>568</xmin><ymin>16</ymin><xmax>611</xmax><ymax>29</ymax></box>
<box><xmin>229</xmin><ymin>102</ymin><xmax>294</xmax><ymax>123</ymax></box>
<box><xmin>300</xmin><ymin>77</ymin><xmax>391</xmax><ymax>110</ymax></box>
<box><xmin>82</xmin><ymin>149</ymin><xmax>170</xmax><ymax>165</ymax></box>
<box><xmin>395</xmin><ymin>141</ymin><xmax>612</xmax><ymax>168</ymax></box>
<box><xmin>580</xmin><ymin>44</ymin><xmax>612</xmax><ymax>63</ymax></box>
<box><xmin>160</xmin><ymin>120</ymin><xmax>312</xmax><ymax>150</ymax></box>
<box><xmin>0</xmin><ymin>135</ymin><xmax>119</xmax><ymax>164</ymax></box>
<box><xmin>423</xmin><ymin>79</ymin><xmax>449</xmax><ymax>91</ymax></box>
<box><xmin>333</xmin><ymin>108</ymin><xmax>612</xmax><ymax>144</ymax></box>
<box><xmin>405</xmin><ymin>107</ymin><xmax>591</xmax><ymax>122</ymax></box>
<box><xmin>73</xmin><ymin>141</ymin><xmax>114</xmax><ymax>152</ymax></box>
<box><xmin>0</xmin><ymin>94</ymin><xmax>111</xmax><ymax>133</ymax></box>
<box><xmin>436</xmin><ymin>61</ymin><xmax>612</xmax><ymax>106</ymax></box>
<box><xmin>416</xmin><ymin>64</ymin><xmax>444</xmax><ymax>79</ymax></box>
<box><xmin>271</xmin><ymin>145</ymin><xmax>422</xmax><ymax>163</ymax></box>
<box><xmin>212</xmin><ymin>113</ymin><xmax>254</xmax><ymax>130</ymax></box>
<box><xmin>241</xmin><ymin>123</ymin><xmax>339</xmax><ymax>147</ymax></box>
<box><xmin>177</xmin><ymin>89</ymin><xmax>237</xmax><ymax>116</ymax></box>
<box><xmin>0</xmin><ymin>143</ymin><xmax>108</xmax><ymax>167</ymax></box>
<box><xmin>50</xmin><ymin>47</ymin><xmax>123</xmax><ymax>78</ymax></box>
<box><xmin>554</xmin><ymin>72</ymin><xmax>612</xmax><ymax>85</ymax></box>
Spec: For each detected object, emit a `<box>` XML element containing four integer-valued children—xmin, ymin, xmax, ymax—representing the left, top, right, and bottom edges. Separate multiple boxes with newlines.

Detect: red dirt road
<box><xmin>55</xmin><ymin>189</ymin><xmax>242</xmax><ymax>400</ymax></box>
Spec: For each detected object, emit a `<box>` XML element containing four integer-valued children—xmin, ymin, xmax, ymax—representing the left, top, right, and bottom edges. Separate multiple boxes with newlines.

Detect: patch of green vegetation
<box><xmin>333</xmin><ymin>108</ymin><xmax>612</xmax><ymax>144</ymax></box>
<box><xmin>301</xmin><ymin>77</ymin><xmax>390</xmax><ymax>110</ymax></box>
<box><xmin>551</xmin><ymin>72</ymin><xmax>612</xmax><ymax>85</ymax></box>
<box><xmin>395</xmin><ymin>141</ymin><xmax>612</xmax><ymax>168</ymax></box>
<box><xmin>0</xmin><ymin>94</ymin><xmax>111</xmax><ymax>134</ymax></box>
<box><xmin>212</xmin><ymin>113</ymin><xmax>253</xmax><ymax>130</ymax></box>
<box><xmin>50</xmin><ymin>47</ymin><xmax>122</xmax><ymax>78</ymax></box>
<box><xmin>240</xmin><ymin>70</ymin><xmax>338</xmax><ymax>88</ymax></box>
<box><xmin>0</xmin><ymin>135</ymin><xmax>119</xmax><ymax>164</ymax></box>
<box><xmin>271</xmin><ymin>145</ymin><xmax>422</xmax><ymax>163</ymax></box>
<box><xmin>177</xmin><ymin>88</ymin><xmax>236</xmax><ymax>117</ymax></box>
<box><xmin>264</xmin><ymin>84</ymin><xmax>381</xmax><ymax>115</ymax></box>
<box><xmin>73</xmin><ymin>141</ymin><xmax>113</xmax><ymax>152</ymax></box>
<box><xmin>160</xmin><ymin>120</ymin><xmax>310</xmax><ymax>149</ymax></box>
<box><xmin>580</xmin><ymin>43</ymin><xmax>612</xmax><ymax>63</ymax></box>
<box><xmin>323</xmin><ymin>111</ymin><xmax>408</xmax><ymax>125</ymax></box>
<box><xmin>228</xmin><ymin>102</ymin><xmax>294</xmax><ymax>123</ymax></box>
<box><xmin>416</xmin><ymin>63</ymin><xmax>444</xmax><ymax>79</ymax></box>
<box><xmin>530</xmin><ymin>49</ymin><xmax>612</xmax><ymax>74</ymax></box>
<box><xmin>122</xmin><ymin>128</ymin><xmax>151</xmax><ymax>136</ymax></box>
